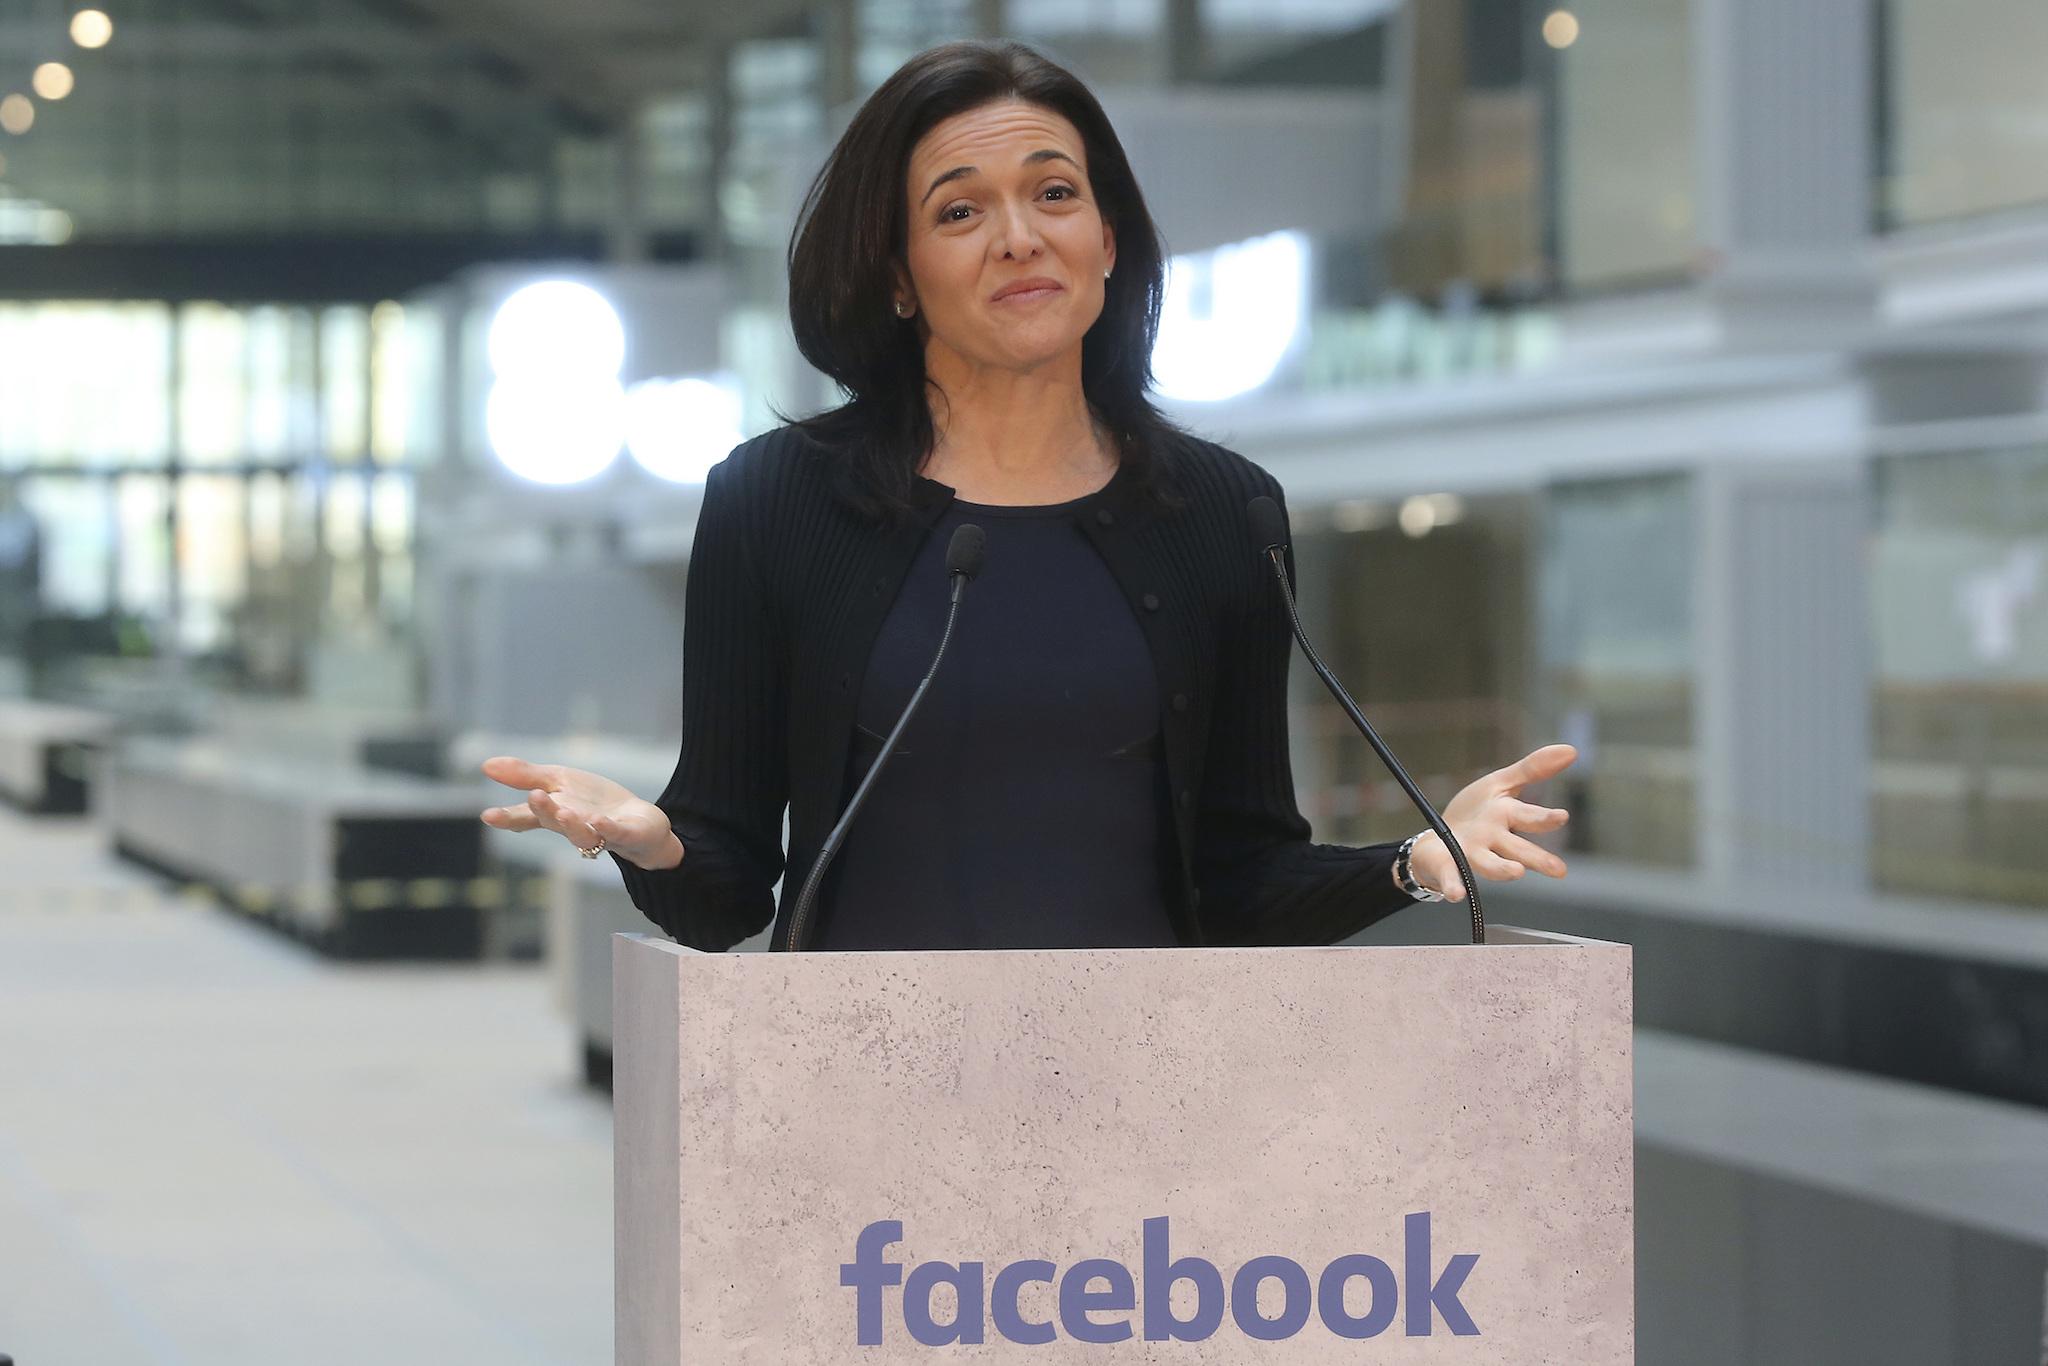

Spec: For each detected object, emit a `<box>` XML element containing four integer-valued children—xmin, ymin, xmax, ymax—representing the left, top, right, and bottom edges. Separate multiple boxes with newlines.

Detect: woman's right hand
<box><xmin>478</xmin><ymin>755</ymin><xmax>684</xmax><ymax>871</ymax></box>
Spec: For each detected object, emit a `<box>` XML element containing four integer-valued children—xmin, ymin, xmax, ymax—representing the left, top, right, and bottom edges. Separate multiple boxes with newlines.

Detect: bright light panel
<box><xmin>1151</xmin><ymin>229</ymin><xmax>1308</xmax><ymax>402</ymax></box>
<box><xmin>625</xmin><ymin>374</ymin><xmax>744</xmax><ymax>485</ymax></box>
<box><xmin>485</xmin><ymin>280</ymin><xmax>627</xmax><ymax>484</ymax></box>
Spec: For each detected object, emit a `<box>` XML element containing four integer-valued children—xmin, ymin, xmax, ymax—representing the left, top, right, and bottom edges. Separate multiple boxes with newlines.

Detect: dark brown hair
<box><xmin>777</xmin><ymin>39</ymin><xmax>1192</xmax><ymax>524</ymax></box>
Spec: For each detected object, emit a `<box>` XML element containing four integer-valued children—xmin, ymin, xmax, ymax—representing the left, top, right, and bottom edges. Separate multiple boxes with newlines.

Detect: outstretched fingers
<box><xmin>530</xmin><ymin>788</ymin><xmax>602</xmax><ymax>850</ymax></box>
<box><xmin>480</xmin><ymin>754</ymin><xmax>559</xmax><ymax>793</ymax></box>
<box><xmin>1475</xmin><ymin>850</ymin><xmax>1527</xmax><ymax>880</ymax></box>
<box><xmin>1499</xmin><ymin>743</ymin><xmax>1578</xmax><ymax>795</ymax></box>
<box><xmin>1498</xmin><ymin>831</ymin><xmax>1566</xmax><ymax>878</ymax></box>
<box><xmin>480</xmin><ymin>801</ymin><xmax>540</xmax><ymax>831</ymax></box>
<box><xmin>1508</xmin><ymin>798</ymin><xmax>1570</xmax><ymax>831</ymax></box>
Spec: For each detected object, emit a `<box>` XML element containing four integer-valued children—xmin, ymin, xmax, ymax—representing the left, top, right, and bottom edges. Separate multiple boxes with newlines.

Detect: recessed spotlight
<box><xmin>1542</xmin><ymin>10</ymin><xmax>1580</xmax><ymax>49</ymax></box>
<box><xmin>1398</xmin><ymin>495</ymin><xmax>1438</xmax><ymax>538</ymax></box>
<box><xmin>71</xmin><ymin>9</ymin><xmax>114</xmax><ymax>49</ymax></box>
<box><xmin>33</xmin><ymin>63</ymin><xmax>75</xmax><ymax>101</ymax></box>
<box><xmin>0</xmin><ymin>95</ymin><xmax>34</xmax><ymax>136</ymax></box>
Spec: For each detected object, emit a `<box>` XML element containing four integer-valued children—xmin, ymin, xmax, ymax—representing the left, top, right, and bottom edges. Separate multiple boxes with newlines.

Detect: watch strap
<box><xmin>1395</xmin><ymin>831</ymin><xmax>1448</xmax><ymax>902</ymax></box>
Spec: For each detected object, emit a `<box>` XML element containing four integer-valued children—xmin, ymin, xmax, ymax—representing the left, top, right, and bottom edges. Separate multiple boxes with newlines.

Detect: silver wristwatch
<box><xmin>1394</xmin><ymin>831</ymin><xmax>1447</xmax><ymax>902</ymax></box>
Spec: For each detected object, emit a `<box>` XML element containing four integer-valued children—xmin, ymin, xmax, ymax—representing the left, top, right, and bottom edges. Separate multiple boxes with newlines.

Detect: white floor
<box><xmin>0</xmin><ymin>805</ymin><xmax>613</xmax><ymax>1365</ymax></box>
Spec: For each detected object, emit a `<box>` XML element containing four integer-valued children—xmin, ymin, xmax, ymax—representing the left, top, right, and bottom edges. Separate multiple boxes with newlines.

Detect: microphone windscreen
<box><xmin>946</xmin><ymin>523</ymin><xmax>987</xmax><ymax>579</ymax></box>
<box><xmin>1247</xmin><ymin>495</ymin><xmax>1287</xmax><ymax>555</ymax></box>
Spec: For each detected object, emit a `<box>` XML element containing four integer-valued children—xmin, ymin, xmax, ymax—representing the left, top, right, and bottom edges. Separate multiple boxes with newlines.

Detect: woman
<box><xmin>479</xmin><ymin>39</ymin><xmax>1575</xmax><ymax>952</ymax></box>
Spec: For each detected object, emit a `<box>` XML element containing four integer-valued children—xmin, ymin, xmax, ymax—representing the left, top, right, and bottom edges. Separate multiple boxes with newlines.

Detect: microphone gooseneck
<box><xmin>784</xmin><ymin>523</ymin><xmax>986</xmax><ymax>951</ymax></box>
<box><xmin>1244</xmin><ymin>495</ymin><xmax>1486</xmax><ymax>945</ymax></box>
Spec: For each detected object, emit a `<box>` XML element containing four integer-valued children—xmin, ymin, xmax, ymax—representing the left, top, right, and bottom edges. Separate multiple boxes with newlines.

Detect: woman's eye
<box><xmin>939</xmin><ymin>185</ymin><xmax>1079</xmax><ymax>222</ymax></box>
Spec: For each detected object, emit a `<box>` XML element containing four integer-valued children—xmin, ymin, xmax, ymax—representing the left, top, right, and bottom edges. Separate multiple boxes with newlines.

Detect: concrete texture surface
<box><xmin>616</xmin><ymin>933</ymin><xmax>1633</xmax><ymax>1363</ymax></box>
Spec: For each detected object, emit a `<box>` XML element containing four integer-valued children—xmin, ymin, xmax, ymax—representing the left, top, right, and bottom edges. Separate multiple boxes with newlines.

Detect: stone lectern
<box><xmin>614</xmin><ymin>927</ymin><xmax>1632</xmax><ymax>1363</ymax></box>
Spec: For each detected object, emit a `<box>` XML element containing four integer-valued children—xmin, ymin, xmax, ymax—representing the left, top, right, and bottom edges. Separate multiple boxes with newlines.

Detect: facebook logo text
<box><xmin>839</xmin><ymin>1212</ymin><xmax>1480</xmax><ymax>1346</ymax></box>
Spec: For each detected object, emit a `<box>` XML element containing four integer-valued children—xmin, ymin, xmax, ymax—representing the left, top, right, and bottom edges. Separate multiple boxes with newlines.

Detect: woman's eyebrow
<box><xmin>919</xmin><ymin>149</ymin><xmax>1082</xmax><ymax>206</ymax></box>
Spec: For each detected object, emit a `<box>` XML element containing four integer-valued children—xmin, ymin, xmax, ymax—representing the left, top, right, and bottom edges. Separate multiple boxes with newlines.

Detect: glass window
<box><xmin>0</xmin><ymin>303</ymin><xmax>171</xmax><ymax>468</ymax></box>
<box><xmin>400</xmin><ymin>303</ymin><xmax>448</xmax><ymax>466</ymax></box>
<box><xmin>1881</xmin><ymin>0</ymin><xmax>2048</xmax><ymax>227</ymax></box>
<box><xmin>369</xmin><ymin>301</ymin><xmax>411</xmax><ymax>466</ymax></box>
<box><xmin>1555</xmin><ymin>0</ymin><xmax>1696</xmax><ymax>289</ymax></box>
<box><xmin>17</xmin><ymin>476</ymin><xmax>110</xmax><ymax>618</ymax></box>
<box><xmin>1536</xmin><ymin>472</ymin><xmax>1696</xmax><ymax>867</ymax></box>
<box><xmin>177</xmin><ymin>303</ymin><xmax>249</xmax><ymax>466</ymax></box>
<box><xmin>116</xmin><ymin>474</ymin><xmax>172</xmax><ymax>620</ymax></box>
<box><xmin>371</xmin><ymin>472</ymin><xmax>416</xmax><ymax>626</ymax></box>
<box><xmin>321</xmin><ymin>306</ymin><xmax>371</xmax><ymax>462</ymax></box>
<box><xmin>1292</xmin><ymin>491</ymin><xmax>1537</xmax><ymax>847</ymax></box>
<box><xmin>1870</xmin><ymin>446</ymin><xmax>2048</xmax><ymax>907</ymax></box>
<box><xmin>243</xmin><ymin>306</ymin><xmax>302</xmax><ymax>462</ymax></box>
<box><xmin>175</xmin><ymin>474</ymin><xmax>247</xmax><ymax>653</ymax></box>
<box><xmin>0</xmin><ymin>298</ymin><xmax>428</xmax><ymax>679</ymax></box>
<box><xmin>857</xmin><ymin>0</ymin><xmax>977</xmax><ymax>89</ymax></box>
<box><xmin>248</xmin><ymin>471</ymin><xmax>288</xmax><ymax>572</ymax></box>
<box><xmin>641</xmin><ymin>95</ymin><xmax>711</xmax><ymax>235</ymax></box>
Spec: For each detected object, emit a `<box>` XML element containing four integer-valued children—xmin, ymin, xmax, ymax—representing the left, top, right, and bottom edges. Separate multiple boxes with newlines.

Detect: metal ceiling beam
<box><xmin>0</xmin><ymin>19</ymin><xmax>482</xmax><ymax>64</ymax></box>
<box><xmin>356</xmin><ymin>0</ymin><xmax>643</xmax><ymax>132</ymax></box>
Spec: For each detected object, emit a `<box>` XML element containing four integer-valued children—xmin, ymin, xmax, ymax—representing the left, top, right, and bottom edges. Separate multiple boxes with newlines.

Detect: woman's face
<box><xmin>896</xmin><ymin>98</ymin><xmax>1117</xmax><ymax>376</ymax></box>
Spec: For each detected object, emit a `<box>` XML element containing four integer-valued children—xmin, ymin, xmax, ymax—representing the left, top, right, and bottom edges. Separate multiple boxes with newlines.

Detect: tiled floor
<box><xmin>0</xmin><ymin>805</ymin><xmax>613</xmax><ymax>1365</ymax></box>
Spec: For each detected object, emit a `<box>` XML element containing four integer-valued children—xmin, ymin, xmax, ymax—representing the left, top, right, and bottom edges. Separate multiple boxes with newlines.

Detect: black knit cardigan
<box><xmin>609</xmin><ymin>422</ymin><xmax>1419</xmax><ymax>952</ymax></box>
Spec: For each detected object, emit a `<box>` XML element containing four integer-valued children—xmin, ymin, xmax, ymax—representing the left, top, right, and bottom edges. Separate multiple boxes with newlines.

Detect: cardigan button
<box><xmin>1171</xmin><ymin>692</ymin><xmax>1189</xmax><ymax>713</ymax></box>
<box><xmin>1095</xmin><ymin>507</ymin><xmax>1115</xmax><ymax>527</ymax></box>
<box><xmin>1141</xmin><ymin>592</ymin><xmax>1161</xmax><ymax>611</ymax></box>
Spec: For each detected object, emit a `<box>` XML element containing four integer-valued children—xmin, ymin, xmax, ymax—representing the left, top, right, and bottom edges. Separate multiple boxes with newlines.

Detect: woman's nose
<box><xmin>989</xmin><ymin>201</ymin><xmax>1046</xmax><ymax>258</ymax></box>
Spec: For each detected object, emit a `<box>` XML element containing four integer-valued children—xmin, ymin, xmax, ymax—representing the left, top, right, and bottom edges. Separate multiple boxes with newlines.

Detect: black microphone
<box><xmin>1246</xmin><ymin>494</ymin><xmax>1487</xmax><ymax>944</ymax></box>
<box><xmin>783</xmin><ymin>523</ymin><xmax>987</xmax><ymax>950</ymax></box>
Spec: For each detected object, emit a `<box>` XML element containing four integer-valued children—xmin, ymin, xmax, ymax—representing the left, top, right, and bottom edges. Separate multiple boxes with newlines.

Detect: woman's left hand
<box><xmin>1407</xmin><ymin>743</ymin><xmax>1577</xmax><ymax>901</ymax></box>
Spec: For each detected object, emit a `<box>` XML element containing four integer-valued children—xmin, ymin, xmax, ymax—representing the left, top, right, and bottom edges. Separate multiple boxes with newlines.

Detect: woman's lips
<box><xmin>993</xmin><ymin>285</ymin><xmax>1062</xmax><ymax>303</ymax></box>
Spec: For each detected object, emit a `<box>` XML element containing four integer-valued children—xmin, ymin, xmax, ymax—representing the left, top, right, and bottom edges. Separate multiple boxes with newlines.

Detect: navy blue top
<box><xmin>810</xmin><ymin>488</ymin><xmax>1179</xmax><ymax>950</ymax></box>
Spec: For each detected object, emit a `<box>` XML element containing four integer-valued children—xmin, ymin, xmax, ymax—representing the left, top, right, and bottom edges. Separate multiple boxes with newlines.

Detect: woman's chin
<box><xmin>972</xmin><ymin>329</ymin><xmax>1086</xmax><ymax>372</ymax></box>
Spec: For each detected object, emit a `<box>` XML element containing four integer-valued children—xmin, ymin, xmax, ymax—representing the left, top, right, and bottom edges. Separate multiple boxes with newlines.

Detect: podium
<box><xmin>614</xmin><ymin>928</ymin><xmax>1632</xmax><ymax>1363</ymax></box>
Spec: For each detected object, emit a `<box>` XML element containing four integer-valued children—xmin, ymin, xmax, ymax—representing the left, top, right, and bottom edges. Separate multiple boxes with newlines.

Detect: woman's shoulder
<box><xmin>707</xmin><ymin>420</ymin><xmax>1286</xmax><ymax>528</ymax></box>
<box><xmin>708</xmin><ymin>428</ymin><xmax>819</xmax><ymax>491</ymax></box>
<box><xmin>1151</xmin><ymin>430</ymin><xmax>1287</xmax><ymax>518</ymax></box>
<box><xmin>706</xmin><ymin>424</ymin><xmax>831</xmax><ymax>500</ymax></box>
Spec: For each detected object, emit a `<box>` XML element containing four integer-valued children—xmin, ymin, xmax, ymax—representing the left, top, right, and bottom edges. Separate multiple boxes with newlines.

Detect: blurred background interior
<box><xmin>1</xmin><ymin>0</ymin><xmax>2045</xmax><ymax>1361</ymax></box>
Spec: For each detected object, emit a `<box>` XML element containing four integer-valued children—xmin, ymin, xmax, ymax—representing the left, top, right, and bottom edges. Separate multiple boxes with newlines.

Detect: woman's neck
<box><xmin>917</xmin><ymin>380</ymin><xmax>1115</xmax><ymax>505</ymax></box>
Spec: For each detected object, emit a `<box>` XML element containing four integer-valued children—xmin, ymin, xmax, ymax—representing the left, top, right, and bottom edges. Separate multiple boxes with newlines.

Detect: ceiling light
<box><xmin>71</xmin><ymin>10</ymin><xmax>114</xmax><ymax>49</ymax></box>
<box><xmin>0</xmin><ymin>96</ymin><xmax>34</xmax><ymax>136</ymax></box>
<box><xmin>487</xmin><ymin>279</ymin><xmax>625</xmax><ymax>380</ymax></box>
<box><xmin>485</xmin><ymin>280</ymin><xmax>629</xmax><ymax>484</ymax></box>
<box><xmin>32</xmin><ymin>63</ymin><xmax>75</xmax><ymax>101</ymax></box>
<box><xmin>1398</xmin><ymin>495</ymin><xmax>1438</xmax><ymax>538</ymax></box>
<box><xmin>625</xmin><ymin>375</ymin><xmax>745</xmax><ymax>484</ymax></box>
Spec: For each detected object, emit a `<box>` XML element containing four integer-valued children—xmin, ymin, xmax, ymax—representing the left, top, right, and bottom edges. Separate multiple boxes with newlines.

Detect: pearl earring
<box><xmin>894</xmin><ymin>301</ymin><xmax>907</xmax><ymax>317</ymax></box>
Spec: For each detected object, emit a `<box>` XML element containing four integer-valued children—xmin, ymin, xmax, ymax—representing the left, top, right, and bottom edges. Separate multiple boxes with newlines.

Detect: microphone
<box><xmin>783</xmin><ymin>523</ymin><xmax>987</xmax><ymax>950</ymax></box>
<box><xmin>1245</xmin><ymin>495</ymin><xmax>1487</xmax><ymax>944</ymax></box>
